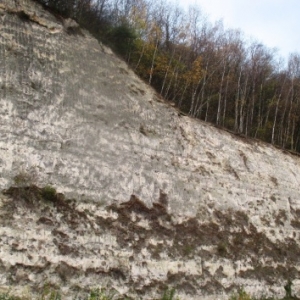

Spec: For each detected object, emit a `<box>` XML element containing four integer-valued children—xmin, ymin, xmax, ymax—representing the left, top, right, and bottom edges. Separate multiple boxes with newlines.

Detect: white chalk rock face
<box><xmin>0</xmin><ymin>0</ymin><xmax>300</xmax><ymax>299</ymax></box>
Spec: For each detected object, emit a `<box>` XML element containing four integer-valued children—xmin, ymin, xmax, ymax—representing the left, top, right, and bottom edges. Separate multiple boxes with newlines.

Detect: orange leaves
<box><xmin>183</xmin><ymin>56</ymin><xmax>204</xmax><ymax>86</ymax></box>
<box><xmin>128</xmin><ymin>0</ymin><xmax>148</xmax><ymax>37</ymax></box>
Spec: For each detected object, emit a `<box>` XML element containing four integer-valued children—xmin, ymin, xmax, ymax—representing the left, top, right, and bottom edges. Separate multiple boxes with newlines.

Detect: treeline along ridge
<box><xmin>35</xmin><ymin>0</ymin><xmax>300</xmax><ymax>152</ymax></box>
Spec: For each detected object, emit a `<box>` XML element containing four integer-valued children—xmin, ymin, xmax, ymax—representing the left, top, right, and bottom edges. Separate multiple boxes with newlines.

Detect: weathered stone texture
<box><xmin>0</xmin><ymin>0</ymin><xmax>300</xmax><ymax>299</ymax></box>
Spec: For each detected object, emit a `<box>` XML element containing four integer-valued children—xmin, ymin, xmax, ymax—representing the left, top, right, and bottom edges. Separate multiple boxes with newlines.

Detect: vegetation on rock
<box><xmin>0</xmin><ymin>285</ymin><xmax>299</xmax><ymax>300</ymax></box>
<box><xmin>1</xmin><ymin>181</ymin><xmax>299</xmax><ymax>299</ymax></box>
<box><xmin>33</xmin><ymin>0</ymin><xmax>300</xmax><ymax>153</ymax></box>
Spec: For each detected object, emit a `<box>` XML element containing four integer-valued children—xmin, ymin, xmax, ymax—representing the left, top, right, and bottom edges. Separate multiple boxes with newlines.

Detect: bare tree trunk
<box><xmin>194</xmin><ymin>61</ymin><xmax>212</xmax><ymax>118</ymax></box>
<box><xmin>189</xmin><ymin>75</ymin><xmax>205</xmax><ymax>117</ymax></box>
<box><xmin>216</xmin><ymin>60</ymin><xmax>226</xmax><ymax>125</ymax></box>
<box><xmin>134</xmin><ymin>42</ymin><xmax>146</xmax><ymax>71</ymax></box>
<box><xmin>222</xmin><ymin>71</ymin><xmax>230</xmax><ymax>126</ymax></box>
<box><xmin>235</xmin><ymin>67</ymin><xmax>242</xmax><ymax>132</ymax></box>
<box><xmin>254</xmin><ymin>83</ymin><xmax>264</xmax><ymax>137</ymax></box>
<box><xmin>239</xmin><ymin>72</ymin><xmax>248</xmax><ymax>133</ymax></box>
<box><xmin>149</xmin><ymin>39</ymin><xmax>159</xmax><ymax>85</ymax></box>
<box><xmin>284</xmin><ymin>79</ymin><xmax>294</xmax><ymax>148</ymax></box>
<box><xmin>165</xmin><ymin>56</ymin><xmax>183</xmax><ymax>100</ymax></box>
<box><xmin>271</xmin><ymin>96</ymin><xmax>279</xmax><ymax>144</ymax></box>
<box><xmin>205</xmin><ymin>94</ymin><xmax>212</xmax><ymax>122</ymax></box>
<box><xmin>178</xmin><ymin>79</ymin><xmax>190</xmax><ymax>109</ymax></box>
<box><xmin>160</xmin><ymin>49</ymin><xmax>176</xmax><ymax>95</ymax></box>
<box><xmin>279</xmin><ymin>86</ymin><xmax>292</xmax><ymax>147</ymax></box>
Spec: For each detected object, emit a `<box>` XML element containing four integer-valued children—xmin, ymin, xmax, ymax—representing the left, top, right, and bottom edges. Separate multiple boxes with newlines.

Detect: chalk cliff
<box><xmin>0</xmin><ymin>0</ymin><xmax>300</xmax><ymax>299</ymax></box>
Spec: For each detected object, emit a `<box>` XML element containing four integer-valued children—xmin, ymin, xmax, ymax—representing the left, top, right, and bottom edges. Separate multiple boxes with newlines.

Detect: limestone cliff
<box><xmin>0</xmin><ymin>0</ymin><xmax>300</xmax><ymax>299</ymax></box>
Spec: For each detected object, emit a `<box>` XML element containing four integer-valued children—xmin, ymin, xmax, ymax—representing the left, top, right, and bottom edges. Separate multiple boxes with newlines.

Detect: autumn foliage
<box><xmin>36</xmin><ymin>0</ymin><xmax>300</xmax><ymax>152</ymax></box>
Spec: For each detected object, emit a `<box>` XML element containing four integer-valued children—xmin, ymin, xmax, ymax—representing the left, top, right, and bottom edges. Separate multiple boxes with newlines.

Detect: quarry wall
<box><xmin>0</xmin><ymin>1</ymin><xmax>300</xmax><ymax>299</ymax></box>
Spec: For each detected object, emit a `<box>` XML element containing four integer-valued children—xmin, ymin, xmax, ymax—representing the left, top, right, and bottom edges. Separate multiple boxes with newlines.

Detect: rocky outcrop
<box><xmin>0</xmin><ymin>0</ymin><xmax>300</xmax><ymax>299</ymax></box>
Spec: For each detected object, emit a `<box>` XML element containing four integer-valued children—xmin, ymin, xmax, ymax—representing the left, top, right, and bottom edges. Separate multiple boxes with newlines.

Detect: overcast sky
<box><xmin>177</xmin><ymin>0</ymin><xmax>300</xmax><ymax>62</ymax></box>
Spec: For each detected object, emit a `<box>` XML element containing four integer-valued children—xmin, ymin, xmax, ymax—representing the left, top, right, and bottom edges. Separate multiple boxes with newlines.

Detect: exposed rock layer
<box><xmin>0</xmin><ymin>0</ymin><xmax>300</xmax><ymax>299</ymax></box>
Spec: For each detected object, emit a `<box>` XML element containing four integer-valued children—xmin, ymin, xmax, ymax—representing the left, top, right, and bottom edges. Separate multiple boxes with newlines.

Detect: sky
<box><xmin>177</xmin><ymin>0</ymin><xmax>300</xmax><ymax>62</ymax></box>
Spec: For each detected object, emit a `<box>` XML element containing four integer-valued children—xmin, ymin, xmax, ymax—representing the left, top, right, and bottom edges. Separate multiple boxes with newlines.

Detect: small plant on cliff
<box><xmin>283</xmin><ymin>279</ymin><xmax>299</xmax><ymax>300</ymax></box>
<box><xmin>41</xmin><ymin>185</ymin><xmax>57</xmax><ymax>202</ymax></box>
<box><xmin>284</xmin><ymin>280</ymin><xmax>293</xmax><ymax>299</ymax></box>
<box><xmin>13</xmin><ymin>169</ymin><xmax>37</xmax><ymax>187</ymax></box>
<box><xmin>86</xmin><ymin>288</ymin><xmax>117</xmax><ymax>300</ymax></box>
<box><xmin>229</xmin><ymin>289</ymin><xmax>252</xmax><ymax>300</ymax></box>
<box><xmin>40</xmin><ymin>283</ymin><xmax>62</xmax><ymax>300</ymax></box>
<box><xmin>0</xmin><ymin>293</ymin><xmax>21</xmax><ymax>300</ymax></box>
<box><xmin>217</xmin><ymin>242</ymin><xmax>228</xmax><ymax>256</ymax></box>
<box><xmin>160</xmin><ymin>288</ymin><xmax>178</xmax><ymax>300</ymax></box>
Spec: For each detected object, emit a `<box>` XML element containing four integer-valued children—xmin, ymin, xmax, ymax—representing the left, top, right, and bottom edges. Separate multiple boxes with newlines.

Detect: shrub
<box><xmin>0</xmin><ymin>293</ymin><xmax>21</xmax><ymax>300</ymax></box>
<box><xmin>229</xmin><ymin>289</ymin><xmax>252</xmax><ymax>300</ymax></box>
<box><xmin>106</xmin><ymin>24</ymin><xmax>137</xmax><ymax>56</ymax></box>
<box><xmin>41</xmin><ymin>185</ymin><xmax>57</xmax><ymax>202</ymax></box>
<box><xmin>13</xmin><ymin>171</ymin><xmax>36</xmax><ymax>187</ymax></box>
<box><xmin>86</xmin><ymin>288</ymin><xmax>117</xmax><ymax>300</ymax></box>
<box><xmin>160</xmin><ymin>289</ymin><xmax>178</xmax><ymax>300</ymax></box>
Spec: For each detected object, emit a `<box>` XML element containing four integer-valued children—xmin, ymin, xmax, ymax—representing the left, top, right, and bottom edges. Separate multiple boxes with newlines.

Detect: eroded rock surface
<box><xmin>0</xmin><ymin>0</ymin><xmax>300</xmax><ymax>299</ymax></box>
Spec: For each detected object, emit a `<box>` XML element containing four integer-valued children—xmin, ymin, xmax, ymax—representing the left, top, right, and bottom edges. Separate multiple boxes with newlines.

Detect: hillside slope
<box><xmin>0</xmin><ymin>1</ymin><xmax>300</xmax><ymax>299</ymax></box>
